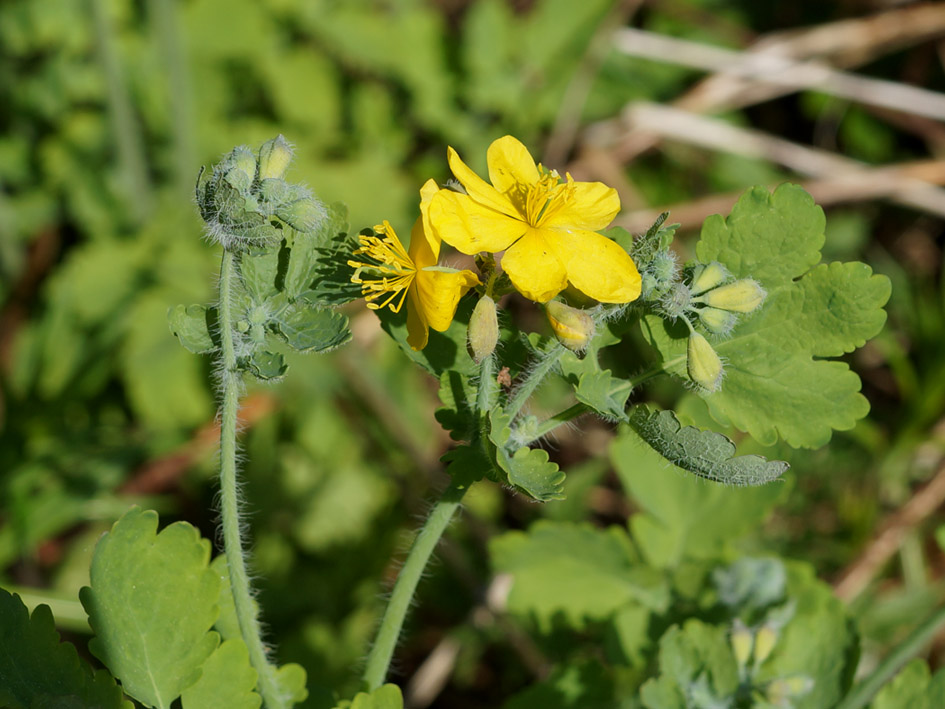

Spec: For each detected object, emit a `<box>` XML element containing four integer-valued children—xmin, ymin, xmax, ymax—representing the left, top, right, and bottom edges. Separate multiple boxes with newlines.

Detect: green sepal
<box><xmin>628</xmin><ymin>405</ymin><xmax>788</xmax><ymax>486</ymax></box>
<box><xmin>274</xmin><ymin>306</ymin><xmax>350</xmax><ymax>353</ymax></box>
<box><xmin>246</xmin><ymin>350</ymin><xmax>287</xmax><ymax>380</ymax></box>
<box><xmin>168</xmin><ymin>304</ymin><xmax>219</xmax><ymax>354</ymax></box>
<box><xmin>0</xmin><ymin>588</ymin><xmax>130</xmax><ymax>709</ymax></box>
<box><xmin>488</xmin><ymin>408</ymin><xmax>565</xmax><ymax>501</ymax></box>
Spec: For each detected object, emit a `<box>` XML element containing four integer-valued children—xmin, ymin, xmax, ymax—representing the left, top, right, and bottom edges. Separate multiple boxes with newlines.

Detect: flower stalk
<box><xmin>218</xmin><ymin>249</ymin><xmax>286</xmax><ymax>709</ymax></box>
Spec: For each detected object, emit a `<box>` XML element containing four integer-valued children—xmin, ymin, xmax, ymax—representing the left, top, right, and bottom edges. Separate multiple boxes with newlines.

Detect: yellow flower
<box><xmin>428</xmin><ymin>135</ymin><xmax>641</xmax><ymax>304</ymax></box>
<box><xmin>349</xmin><ymin>180</ymin><xmax>481</xmax><ymax>350</ymax></box>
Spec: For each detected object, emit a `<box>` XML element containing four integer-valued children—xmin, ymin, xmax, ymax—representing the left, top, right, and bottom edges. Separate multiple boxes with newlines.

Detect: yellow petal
<box><xmin>544</xmin><ymin>228</ymin><xmax>641</xmax><ymax>304</ymax></box>
<box><xmin>414</xmin><ymin>267</ymin><xmax>480</xmax><ymax>332</ymax></box>
<box><xmin>428</xmin><ymin>190</ymin><xmax>527</xmax><ymax>254</ymax></box>
<box><xmin>486</xmin><ymin>136</ymin><xmax>539</xmax><ymax>204</ymax></box>
<box><xmin>418</xmin><ymin>178</ymin><xmax>441</xmax><ymax>260</ymax></box>
<box><xmin>541</xmin><ymin>181</ymin><xmax>620</xmax><ymax>231</ymax></box>
<box><xmin>447</xmin><ymin>146</ymin><xmax>518</xmax><ymax>217</ymax></box>
<box><xmin>406</xmin><ymin>282</ymin><xmax>429</xmax><ymax>350</ymax></box>
<box><xmin>409</xmin><ymin>216</ymin><xmax>437</xmax><ymax>270</ymax></box>
<box><xmin>501</xmin><ymin>229</ymin><xmax>569</xmax><ymax>303</ymax></box>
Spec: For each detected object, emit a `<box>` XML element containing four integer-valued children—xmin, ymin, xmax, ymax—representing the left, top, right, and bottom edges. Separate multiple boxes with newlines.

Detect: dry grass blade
<box><xmin>618</xmin><ymin>103</ymin><xmax>945</xmax><ymax>219</ymax></box>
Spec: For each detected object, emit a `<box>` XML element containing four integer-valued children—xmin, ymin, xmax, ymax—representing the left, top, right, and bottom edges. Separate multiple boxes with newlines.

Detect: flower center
<box><xmin>348</xmin><ymin>221</ymin><xmax>416</xmax><ymax>312</ymax></box>
<box><xmin>522</xmin><ymin>168</ymin><xmax>577</xmax><ymax>227</ymax></box>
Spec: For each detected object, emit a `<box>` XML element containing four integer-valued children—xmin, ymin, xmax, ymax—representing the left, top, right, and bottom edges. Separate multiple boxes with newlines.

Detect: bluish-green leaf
<box><xmin>628</xmin><ymin>406</ymin><xmax>789</xmax><ymax>486</ymax></box>
<box><xmin>239</xmin><ymin>246</ymin><xmax>282</xmax><ymax>302</ymax></box>
<box><xmin>79</xmin><ymin>507</ymin><xmax>220</xmax><ymax>709</ymax></box>
<box><xmin>247</xmin><ymin>350</ymin><xmax>287</xmax><ymax>380</ymax></box>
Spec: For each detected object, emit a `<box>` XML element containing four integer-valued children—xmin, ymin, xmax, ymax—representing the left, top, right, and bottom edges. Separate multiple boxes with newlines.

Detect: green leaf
<box><xmin>503</xmin><ymin>662</ymin><xmax>614</xmax><ymax>709</ymax></box>
<box><xmin>247</xmin><ymin>350</ymin><xmax>287</xmax><ymax>380</ymax></box>
<box><xmin>642</xmin><ymin>184</ymin><xmax>891</xmax><ymax>448</ymax></box>
<box><xmin>441</xmin><ymin>444</ymin><xmax>490</xmax><ymax>489</ymax></box>
<box><xmin>754</xmin><ymin>563</ymin><xmax>858</xmax><ymax>709</ymax></box>
<box><xmin>574</xmin><ymin>370</ymin><xmax>630</xmax><ymax>422</ymax></box>
<box><xmin>628</xmin><ymin>406</ymin><xmax>789</xmax><ymax>486</ymax></box>
<box><xmin>640</xmin><ymin>620</ymin><xmax>739</xmax><ymax>709</ymax></box>
<box><xmin>285</xmin><ymin>202</ymin><xmax>351</xmax><ymax>301</ymax></box>
<box><xmin>167</xmin><ymin>304</ymin><xmax>218</xmax><ymax>354</ymax></box>
<box><xmin>0</xmin><ymin>589</ymin><xmax>129</xmax><ymax>709</ymax></box>
<box><xmin>334</xmin><ymin>684</ymin><xmax>403</xmax><ymax>709</ymax></box>
<box><xmin>275</xmin><ymin>306</ymin><xmax>350</xmax><ymax>352</ymax></box>
<box><xmin>435</xmin><ymin>370</ymin><xmax>478</xmax><ymax>442</ymax></box>
<box><xmin>491</xmin><ymin>520</ymin><xmax>668</xmax><ymax>631</ymax></box>
<box><xmin>489</xmin><ymin>408</ymin><xmax>565</xmax><ymax>501</ymax></box>
<box><xmin>870</xmin><ymin>660</ymin><xmax>945</xmax><ymax>709</ymax></box>
<box><xmin>376</xmin><ymin>297</ymin><xmax>478</xmax><ymax>377</ymax></box>
<box><xmin>79</xmin><ymin>507</ymin><xmax>220</xmax><ymax>709</ymax></box>
<box><xmin>180</xmin><ymin>639</ymin><xmax>261</xmax><ymax>709</ymax></box>
<box><xmin>612</xmin><ymin>425</ymin><xmax>786</xmax><ymax>568</ymax></box>
<box><xmin>239</xmin><ymin>245</ymin><xmax>282</xmax><ymax>302</ymax></box>
<box><xmin>274</xmin><ymin>663</ymin><xmax>309</xmax><ymax>706</ymax></box>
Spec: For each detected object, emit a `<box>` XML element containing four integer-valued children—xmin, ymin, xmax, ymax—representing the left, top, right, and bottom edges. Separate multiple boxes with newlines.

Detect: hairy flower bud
<box><xmin>546</xmin><ymin>300</ymin><xmax>595</xmax><ymax>352</ymax></box>
<box><xmin>687</xmin><ymin>331</ymin><xmax>723</xmax><ymax>392</ymax></box>
<box><xmin>701</xmin><ymin>279</ymin><xmax>766</xmax><ymax>313</ymax></box>
<box><xmin>468</xmin><ymin>295</ymin><xmax>499</xmax><ymax>363</ymax></box>
<box><xmin>698</xmin><ymin>306</ymin><xmax>738</xmax><ymax>335</ymax></box>
<box><xmin>276</xmin><ymin>197</ymin><xmax>325</xmax><ymax>232</ymax></box>
<box><xmin>753</xmin><ymin>625</ymin><xmax>777</xmax><ymax>665</ymax></box>
<box><xmin>230</xmin><ymin>145</ymin><xmax>257</xmax><ymax>183</ymax></box>
<box><xmin>258</xmin><ymin>134</ymin><xmax>293</xmax><ymax>180</ymax></box>
<box><xmin>690</xmin><ymin>261</ymin><xmax>730</xmax><ymax>294</ymax></box>
<box><xmin>730</xmin><ymin>622</ymin><xmax>753</xmax><ymax>668</ymax></box>
<box><xmin>660</xmin><ymin>283</ymin><xmax>691</xmax><ymax>319</ymax></box>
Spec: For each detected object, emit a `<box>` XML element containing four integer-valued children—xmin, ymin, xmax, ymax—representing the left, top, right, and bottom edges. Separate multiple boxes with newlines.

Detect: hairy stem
<box><xmin>218</xmin><ymin>250</ymin><xmax>285</xmax><ymax>709</ymax></box>
<box><xmin>507</xmin><ymin>344</ymin><xmax>565</xmax><ymax>421</ymax></box>
<box><xmin>362</xmin><ymin>355</ymin><xmax>496</xmax><ymax>690</ymax></box>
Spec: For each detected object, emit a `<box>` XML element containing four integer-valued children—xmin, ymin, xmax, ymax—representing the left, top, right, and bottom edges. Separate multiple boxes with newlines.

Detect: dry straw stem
<box><xmin>834</xmin><ymin>454</ymin><xmax>945</xmax><ymax>603</ymax></box>
<box><xmin>616</xmin><ymin>158</ymin><xmax>945</xmax><ymax>233</ymax></box>
<box><xmin>613</xmin><ymin>103</ymin><xmax>945</xmax><ymax>220</ymax></box>
<box><xmin>591</xmin><ymin>3</ymin><xmax>945</xmax><ymax>164</ymax></box>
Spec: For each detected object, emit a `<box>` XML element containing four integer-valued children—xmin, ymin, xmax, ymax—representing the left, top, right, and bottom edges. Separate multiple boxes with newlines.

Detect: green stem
<box><xmin>835</xmin><ymin>602</ymin><xmax>945</xmax><ymax>709</ymax></box>
<box><xmin>507</xmin><ymin>344</ymin><xmax>565</xmax><ymax>421</ymax></box>
<box><xmin>361</xmin><ymin>355</ymin><xmax>497</xmax><ymax>690</ymax></box>
<box><xmin>218</xmin><ymin>250</ymin><xmax>285</xmax><ymax>709</ymax></box>
<box><xmin>362</xmin><ymin>476</ymin><xmax>468</xmax><ymax>691</ymax></box>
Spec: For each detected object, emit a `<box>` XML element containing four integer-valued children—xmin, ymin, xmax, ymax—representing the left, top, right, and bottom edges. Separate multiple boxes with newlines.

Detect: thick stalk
<box><xmin>362</xmin><ymin>356</ymin><xmax>495</xmax><ymax>690</ymax></box>
<box><xmin>218</xmin><ymin>250</ymin><xmax>285</xmax><ymax>709</ymax></box>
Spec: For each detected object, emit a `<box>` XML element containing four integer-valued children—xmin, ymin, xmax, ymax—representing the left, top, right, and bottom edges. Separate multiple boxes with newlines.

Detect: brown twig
<box><xmin>834</xmin><ymin>457</ymin><xmax>945</xmax><ymax>602</ymax></box>
<box><xmin>616</xmin><ymin>158</ymin><xmax>945</xmax><ymax>233</ymax></box>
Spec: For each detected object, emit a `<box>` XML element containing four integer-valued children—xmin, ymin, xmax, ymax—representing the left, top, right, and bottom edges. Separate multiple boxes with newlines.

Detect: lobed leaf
<box><xmin>642</xmin><ymin>184</ymin><xmax>891</xmax><ymax>448</ymax></box>
<box><xmin>870</xmin><ymin>659</ymin><xmax>945</xmax><ymax>709</ymax></box>
<box><xmin>333</xmin><ymin>684</ymin><xmax>403</xmax><ymax>709</ymax></box>
<box><xmin>628</xmin><ymin>405</ymin><xmax>789</xmax><ymax>486</ymax></box>
<box><xmin>167</xmin><ymin>304</ymin><xmax>218</xmax><ymax>354</ymax></box>
<box><xmin>79</xmin><ymin>507</ymin><xmax>221</xmax><ymax>709</ymax></box>
<box><xmin>275</xmin><ymin>306</ymin><xmax>350</xmax><ymax>352</ymax></box>
<box><xmin>489</xmin><ymin>409</ymin><xmax>565</xmax><ymax>501</ymax></box>
<box><xmin>180</xmin><ymin>639</ymin><xmax>261</xmax><ymax>709</ymax></box>
<box><xmin>491</xmin><ymin>520</ymin><xmax>668</xmax><ymax>631</ymax></box>
<box><xmin>247</xmin><ymin>350</ymin><xmax>288</xmax><ymax>380</ymax></box>
<box><xmin>0</xmin><ymin>589</ymin><xmax>129</xmax><ymax>709</ymax></box>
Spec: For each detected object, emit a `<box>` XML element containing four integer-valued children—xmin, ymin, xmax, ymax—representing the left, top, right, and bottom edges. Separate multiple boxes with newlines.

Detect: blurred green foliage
<box><xmin>2</xmin><ymin>0</ymin><xmax>945</xmax><ymax>706</ymax></box>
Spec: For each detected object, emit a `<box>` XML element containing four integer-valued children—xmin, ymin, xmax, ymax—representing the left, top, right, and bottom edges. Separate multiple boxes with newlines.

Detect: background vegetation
<box><xmin>2</xmin><ymin>0</ymin><xmax>944</xmax><ymax>706</ymax></box>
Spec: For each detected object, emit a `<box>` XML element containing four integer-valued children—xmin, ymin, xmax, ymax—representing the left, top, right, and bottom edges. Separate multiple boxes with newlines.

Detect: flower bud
<box><xmin>660</xmin><ymin>283</ymin><xmax>691</xmax><ymax>319</ymax></box>
<box><xmin>276</xmin><ymin>197</ymin><xmax>326</xmax><ymax>232</ymax></box>
<box><xmin>753</xmin><ymin>625</ymin><xmax>777</xmax><ymax>665</ymax></box>
<box><xmin>258</xmin><ymin>134</ymin><xmax>293</xmax><ymax>180</ymax></box>
<box><xmin>701</xmin><ymin>279</ymin><xmax>766</xmax><ymax>313</ymax></box>
<box><xmin>546</xmin><ymin>300</ymin><xmax>595</xmax><ymax>352</ymax></box>
<box><xmin>229</xmin><ymin>145</ymin><xmax>257</xmax><ymax>182</ymax></box>
<box><xmin>690</xmin><ymin>261</ymin><xmax>730</xmax><ymax>294</ymax></box>
<box><xmin>687</xmin><ymin>331</ymin><xmax>723</xmax><ymax>392</ymax></box>
<box><xmin>468</xmin><ymin>295</ymin><xmax>499</xmax><ymax>363</ymax></box>
<box><xmin>698</xmin><ymin>306</ymin><xmax>738</xmax><ymax>335</ymax></box>
<box><xmin>730</xmin><ymin>622</ymin><xmax>753</xmax><ymax>668</ymax></box>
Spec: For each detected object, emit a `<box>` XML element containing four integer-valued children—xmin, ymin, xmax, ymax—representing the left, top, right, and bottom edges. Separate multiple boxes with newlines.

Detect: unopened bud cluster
<box><xmin>730</xmin><ymin>620</ymin><xmax>810</xmax><ymax>703</ymax></box>
<box><xmin>197</xmin><ymin>135</ymin><xmax>326</xmax><ymax>250</ymax></box>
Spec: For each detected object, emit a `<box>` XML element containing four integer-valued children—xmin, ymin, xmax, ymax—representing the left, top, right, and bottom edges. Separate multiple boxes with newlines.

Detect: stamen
<box><xmin>347</xmin><ymin>221</ymin><xmax>417</xmax><ymax>311</ymax></box>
